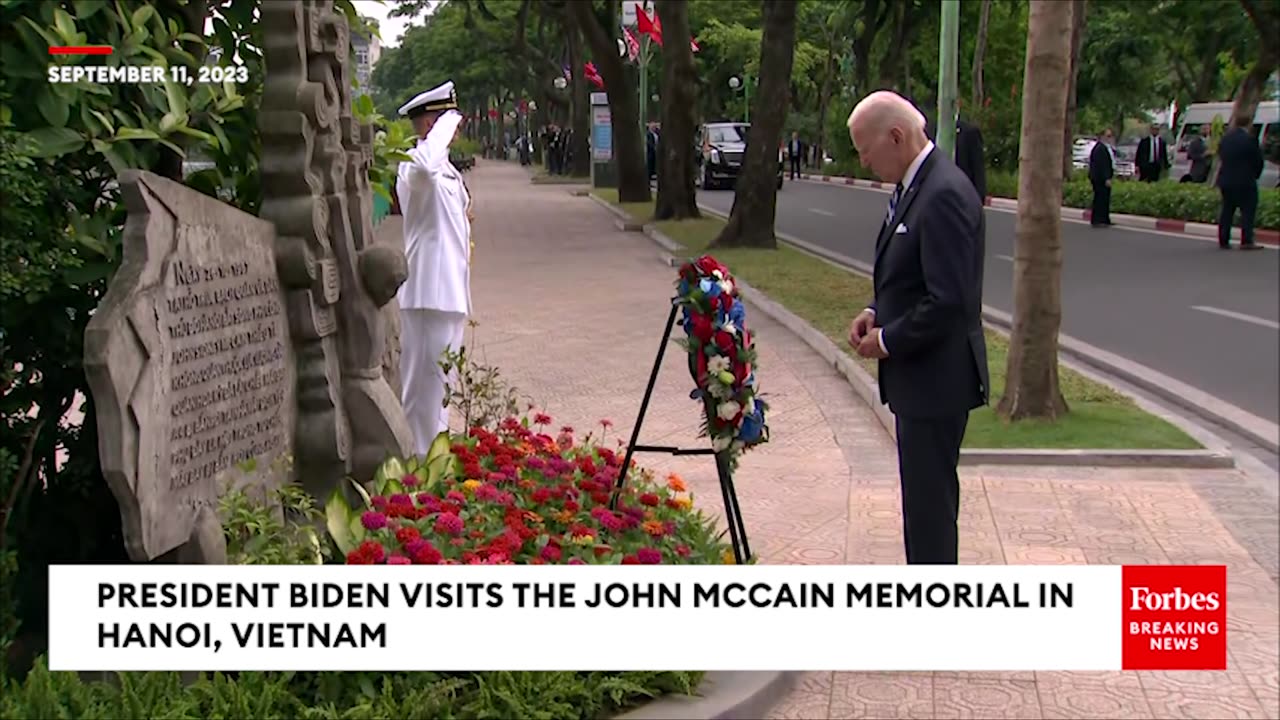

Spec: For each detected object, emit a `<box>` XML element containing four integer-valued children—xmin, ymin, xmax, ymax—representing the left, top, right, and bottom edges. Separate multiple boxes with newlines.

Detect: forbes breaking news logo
<box><xmin>1122</xmin><ymin>565</ymin><xmax>1227</xmax><ymax>670</ymax></box>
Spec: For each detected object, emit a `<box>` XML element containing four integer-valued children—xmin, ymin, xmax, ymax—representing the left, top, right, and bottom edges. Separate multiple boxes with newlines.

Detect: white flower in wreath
<box><xmin>712</xmin><ymin>269</ymin><xmax>724</xmax><ymax>280</ymax></box>
<box><xmin>708</xmin><ymin>356</ymin><xmax>731</xmax><ymax>374</ymax></box>
<box><xmin>719</xmin><ymin>278</ymin><xmax>734</xmax><ymax>295</ymax></box>
<box><xmin>717</xmin><ymin>400</ymin><xmax>741</xmax><ymax>421</ymax></box>
<box><xmin>712</xmin><ymin>434</ymin><xmax>732</xmax><ymax>452</ymax></box>
<box><xmin>706</xmin><ymin>380</ymin><xmax>732</xmax><ymax>400</ymax></box>
<box><xmin>744</xmin><ymin>397</ymin><xmax>756</xmax><ymax>415</ymax></box>
<box><xmin>719</xmin><ymin>318</ymin><xmax>738</xmax><ymax>335</ymax></box>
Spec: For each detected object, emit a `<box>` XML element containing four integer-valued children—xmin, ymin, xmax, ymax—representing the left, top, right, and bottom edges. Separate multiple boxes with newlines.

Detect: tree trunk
<box><xmin>569</xmin><ymin>0</ymin><xmax>649</xmax><ymax>202</ymax></box>
<box><xmin>1229</xmin><ymin>1</ymin><xmax>1279</xmax><ymax>128</ymax></box>
<box><xmin>1062</xmin><ymin>0</ymin><xmax>1087</xmax><ymax>180</ymax></box>
<box><xmin>815</xmin><ymin>53</ymin><xmax>834</xmax><ymax>169</ymax></box>
<box><xmin>654</xmin><ymin>0</ymin><xmax>700</xmax><ymax>220</ymax></box>
<box><xmin>709</xmin><ymin>0</ymin><xmax>797</xmax><ymax>249</ymax></box>
<box><xmin>566</xmin><ymin>18</ymin><xmax>591</xmax><ymax>176</ymax></box>
<box><xmin>997</xmin><ymin>0</ymin><xmax>1072</xmax><ymax>422</ymax></box>
<box><xmin>971</xmin><ymin>0</ymin><xmax>991</xmax><ymax>110</ymax></box>
<box><xmin>850</xmin><ymin>0</ymin><xmax>891</xmax><ymax>95</ymax></box>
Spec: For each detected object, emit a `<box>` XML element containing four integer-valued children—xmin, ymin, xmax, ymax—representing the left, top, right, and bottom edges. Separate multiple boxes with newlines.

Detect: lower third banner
<box><xmin>47</xmin><ymin>564</ymin><xmax>1226</xmax><ymax>672</ymax></box>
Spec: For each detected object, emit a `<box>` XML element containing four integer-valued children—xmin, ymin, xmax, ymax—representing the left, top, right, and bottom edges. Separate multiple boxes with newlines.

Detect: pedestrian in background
<box><xmin>1136</xmin><ymin>123</ymin><xmax>1169</xmax><ymax>182</ymax></box>
<box><xmin>1088</xmin><ymin>128</ymin><xmax>1115</xmax><ymax>227</ymax></box>
<box><xmin>1215</xmin><ymin>115</ymin><xmax>1264</xmax><ymax>250</ymax></box>
<box><xmin>1182</xmin><ymin>124</ymin><xmax>1210</xmax><ymax>183</ymax></box>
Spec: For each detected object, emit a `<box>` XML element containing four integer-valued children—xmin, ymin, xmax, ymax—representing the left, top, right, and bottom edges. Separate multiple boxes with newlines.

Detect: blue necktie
<box><xmin>885</xmin><ymin>183</ymin><xmax>903</xmax><ymax>226</ymax></box>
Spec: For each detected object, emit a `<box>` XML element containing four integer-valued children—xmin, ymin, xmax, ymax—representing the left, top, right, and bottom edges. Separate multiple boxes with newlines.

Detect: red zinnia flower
<box><xmin>637</xmin><ymin>547</ymin><xmax>662</xmax><ymax>564</ymax></box>
<box><xmin>540</xmin><ymin>544</ymin><xmax>562</xmax><ymax>562</ymax></box>
<box><xmin>361</xmin><ymin>511</ymin><xmax>388</xmax><ymax>530</ymax></box>
<box><xmin>387</xmin><ymin>555</ymin><xmax>411</xmax><ymax>565</ymax></box>
<box><xmin>434</xmin><ymin>513</ymin><xmax>464</xmax><ymax>536</ymax></box>
<box><xmin>535</xmin><ymin>413</ymin><xmax>553</xmax><ymax>425</ymax></box>
<box><xmin>621</xmin><ymin>554</ymin><xmax>640</xmax><ymax>565</ymax></box>
<box><xmin>639</xmin><ymin>493</ymin><xmax>660</xmax><ymax>507</ymax></box>
<box><xmin>395</xmin><ymin>526</ymin><xmax>421</xmax><ymax>545</ymax></box>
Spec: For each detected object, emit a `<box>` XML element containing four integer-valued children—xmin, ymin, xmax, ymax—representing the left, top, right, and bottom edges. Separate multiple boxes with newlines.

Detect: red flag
<box><xmin>584</xmin><ymin>62</ymin><xmax>604</xmax><ymax>89</ymax></box>
<box><xmin>623</xmin><ymin>27</ymin><xmax>640</xmax><ymax>61</ymax></box>
<box><xmin>636</xmin><ymin>6</ymin><xmax>663</xmax><ymax>46</ymax></box>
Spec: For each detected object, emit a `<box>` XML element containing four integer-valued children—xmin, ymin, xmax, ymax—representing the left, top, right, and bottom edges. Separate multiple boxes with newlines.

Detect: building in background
<box><xmin>352</xmin><ymin>19</ymin><xmax>382</xmax><ymax>97</ymax></box>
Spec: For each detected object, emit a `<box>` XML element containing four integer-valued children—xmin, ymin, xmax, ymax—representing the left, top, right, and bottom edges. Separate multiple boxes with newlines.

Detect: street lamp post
<box><xmin>936</xmin><ymin>0</ymin><xmax>960</xmax><ymax>159</ymax></box>
<box><xmin>729</xmin><ymin>75</ymin><xmax>750</xmax><ymax>123</ymax></box>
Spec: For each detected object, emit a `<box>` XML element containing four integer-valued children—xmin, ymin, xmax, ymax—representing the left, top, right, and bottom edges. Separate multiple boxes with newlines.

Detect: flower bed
<box><xmin>331</xmin><ymin>417</ymin><xmax>736</xmax><ymax>566</ymax></box>
<box><xmin>674</xmin><ymin>256</ymin><xmax>769</xmax><ymax>470</ymax></box>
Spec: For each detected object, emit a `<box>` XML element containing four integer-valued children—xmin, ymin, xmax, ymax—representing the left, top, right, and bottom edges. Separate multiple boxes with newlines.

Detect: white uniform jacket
<box><xmin>396</xmin><ymin>110</ymin><xmax>471</xmax><ymax>315</ymax></box>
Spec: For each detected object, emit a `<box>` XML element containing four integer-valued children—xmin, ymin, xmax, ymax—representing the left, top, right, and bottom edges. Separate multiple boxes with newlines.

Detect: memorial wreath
<box><xmin>674</xmin><ymin>255</ymin><xmax>769</xmax><ymax>468</ymax></box>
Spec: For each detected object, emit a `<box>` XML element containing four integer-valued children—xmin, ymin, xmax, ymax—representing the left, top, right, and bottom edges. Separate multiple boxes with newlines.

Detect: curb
<box><xmin>796</xmin><ymin>174</ymin><xmax>1280</xmax><ymax>246</ymax></box>
<box><xmin>614</xmin><ymin>671</ymin><xmax>797</xmax><ymax>720</ymax></box>
<box><xmin>631</xmin><ymin>204</ymin><xmax>1238</xmax><ymax>469</ymax></box>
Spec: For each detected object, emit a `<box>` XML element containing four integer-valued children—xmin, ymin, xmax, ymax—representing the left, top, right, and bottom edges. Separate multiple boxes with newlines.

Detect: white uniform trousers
<box><xmin>399</xmin><ymin>308</ymin><xmax>467</xmax><ymax>455</ymax></box>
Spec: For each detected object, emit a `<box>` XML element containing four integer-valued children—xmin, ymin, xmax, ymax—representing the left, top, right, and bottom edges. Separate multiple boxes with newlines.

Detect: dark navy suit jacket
<box><xmin>869</xmin><ymin>149</ymin><xmax>989</xmax><ymax>418</ymax></box>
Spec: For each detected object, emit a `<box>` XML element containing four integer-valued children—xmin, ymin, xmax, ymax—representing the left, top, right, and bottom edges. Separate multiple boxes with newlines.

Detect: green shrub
<box><xmin>0</xmin><ymin>659</ymin><xmax>702</xmax><ymax>720</ymax></box>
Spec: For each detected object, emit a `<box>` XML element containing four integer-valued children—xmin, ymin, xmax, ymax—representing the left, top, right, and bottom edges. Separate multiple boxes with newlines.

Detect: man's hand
<box><xmin>856</xmin><ymin>328</ymin><xmax>889</xmax><ymax>359</ymax></box>
<box><xmin>848</xmin><ymin>309</ymin><xmax>875</xmax><ymax>348</ymax></box>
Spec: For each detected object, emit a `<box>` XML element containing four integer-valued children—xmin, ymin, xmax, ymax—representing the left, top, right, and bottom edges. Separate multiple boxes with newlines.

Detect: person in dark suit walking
<box><xmin>954</xmin><ymin>118</ymin><xmax>987</xmax><ymax>199</ymax></box>
<box><xmin>1136</xmin><ymin>124</ymin><xmax>1169</xmax><ymax>182</ymax></box>
<box><xmin>1216</xmin><ymin>115</ymin><xmax>1265</xmax><ymax>250</ymax></box>
<box><xmin>788</xmin><ymin>131</ymin><xmax>803</xmax><ymax>180</ymax></box>
<box><xmin>845</xmin><ymin>91</ymin><xmax>989</xmax><ymax>565</ymax></box>
<box><xmin>1088</xmin><ymin>129</ymin><xmax>1115</xmax><ymax>227</ymax></box>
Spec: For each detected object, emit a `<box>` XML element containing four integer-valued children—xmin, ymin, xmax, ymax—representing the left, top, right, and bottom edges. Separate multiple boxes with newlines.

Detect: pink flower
<box><xmin>540</xmin><ymin>544</ymin><xmax>563</xmax><ymax>562</ymax></box>
<box><xmin>360</xmin><ymin>511</ymin><xmax>388</xmax><ymax>530</ymax></box>
<box><xmin>637</xmin><ymin>547</ymin><xmax>662</xmax><ymax>564</ymax></box>
<box><xmin>434</xmin><ymin>512</ymin><xmax>464</xmax><ymax>536</ymax></box>
<box><xmin>568</xmin><ymin>557</ymin><xmax>586</xmax><ymax>565</ymax></box>
<box><xmin>387</xmin><ymin>555</ymin><xmax>411</xmax><ymax>565</ymax></box>
<box><xmin>401</xmin><ymin>473</ymin><xmax>420</xmax><ymax>488</ymax></box>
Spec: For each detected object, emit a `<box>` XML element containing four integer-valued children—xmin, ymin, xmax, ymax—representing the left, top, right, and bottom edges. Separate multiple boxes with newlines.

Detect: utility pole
<box><xmin>639</xmin><ymin>33</ymin><xmax>649</xmax><ymax>137</ymax></box>
<box><xmin>936</xmin><ymin>0</ymin><xmax>960</xmax><ymax>158</ymax></box>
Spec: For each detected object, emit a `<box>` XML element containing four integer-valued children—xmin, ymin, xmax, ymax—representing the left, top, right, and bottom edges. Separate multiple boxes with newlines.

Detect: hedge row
<box><xmin>821</xmin><ymin>162</ymin><xmax>1279</xmax><ymax>230</ymax></box>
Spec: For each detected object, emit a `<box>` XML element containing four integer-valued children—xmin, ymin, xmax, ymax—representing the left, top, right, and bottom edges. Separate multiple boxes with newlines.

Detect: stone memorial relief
<box><xmin>84</xmin><ymin>171</ymin><xmax>295</xmax><ymax>564</ymax></box>
<box><xmin>259</xmin><ymin>0</ymin><xmax>411</xmax><ymax>499</ymax></box>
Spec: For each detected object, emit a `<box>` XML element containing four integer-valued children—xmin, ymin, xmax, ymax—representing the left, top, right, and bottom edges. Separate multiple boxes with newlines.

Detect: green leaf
<box><xmin>114</xmin><ymin>127</ymin><xmax>158</xmax><ymax>141</ymax></box>
<box><xmin>130</xmin><ymin>4</ymin><xmax>154</xmax><ymax>30</ymax></box>
<box><xmin>73</xmin><ymin>0</ymin><xmax>107</xmax><ymax>18</ymax></box>
<box><xmin>159</xmin><ymin>112</ymin><xmax>180</xmax><ymax>133</ymax></box>
<box><xmin>325</xmin><ymin>485</ymin><xmax>357</xmax><ymax>556</ymax></box>
<box><xmin>24</xmin><ymin>126</ymin><xmax>83</xmax><ymax>157</ymax></box>
<box><xmin>21</xmin><ymin>16</ymin><xmax>60</xmax><ymax>50</ymax></box>
<box><xmin>36</xmin><ymin>86</ymin><xmax>70</xmax><ymax>128</ymax></box>
<box><xmin>163</xmin><ymin>79</ymin><xmax>187</xmax><ymax>117</ymax></box>
<box><xmin>90</xmin><ymin>109</ymin><xmax>115</xmax><ymax>134</ymax></box>
<box><xmin>355</xmin><ymin>94</ymin><xmax>375</xmax><ymax>116</ymax></box>
<box><xmin>207</xmin><ymin>119</ymin><xmax>229</xmax><ymax>152</ymax></box>
<box><xmin>173</xmin><ymin>125</ymin><xmax>215</xmax><ymax>144</ymax></box>
<box><xmin>53</xmin><ymin>8</ymin><xmax>77</xmax><ymax>43</ymax></box>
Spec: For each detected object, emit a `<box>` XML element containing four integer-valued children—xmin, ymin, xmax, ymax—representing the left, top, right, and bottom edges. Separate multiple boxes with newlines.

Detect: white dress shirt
<box><xmin>396</xmin><ymin>110</ymin><xmax>472</xmax><ymax>315</ymax></box>
<box><xmin>867</xmin><ymin>141</ymin><xmax>934</xmax><ymax>355</ymax></box>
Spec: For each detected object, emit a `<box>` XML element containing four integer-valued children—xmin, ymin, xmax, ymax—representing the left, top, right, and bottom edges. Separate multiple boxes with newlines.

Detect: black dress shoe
<box><xmin>1219</xmin><ymin>243</ymin><xmax>1232</xmax><ymax>249</ymax></box>
<box><xmin>1241</xmin><ymin>243</ymin><xmax>1263</xmax><ymax>251</ymax></box>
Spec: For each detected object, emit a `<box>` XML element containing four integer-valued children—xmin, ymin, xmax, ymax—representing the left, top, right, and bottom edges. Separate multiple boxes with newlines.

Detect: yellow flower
<box><xmin>571</xmin><ymin>534</ymin><xmax>595</xmax><ymax>546</ymax></box>
<box><xmin>462</xmin><ymin>479</ymin><xmax>482</xmax><ymax>493</ymax></box>
<box><xmin>674</xmin><ymin>496</ymin><xmax>693</xmax><ymax>511</ymax></box>
<box><xmin>721</xmin><ymin>549</ymin><xmax>736</xmax><ymax>565</ymax></box>
<box><xmin>524</xmin><ymin>510</ymin><xmax>544</xmax><ymax>525</ymax></box>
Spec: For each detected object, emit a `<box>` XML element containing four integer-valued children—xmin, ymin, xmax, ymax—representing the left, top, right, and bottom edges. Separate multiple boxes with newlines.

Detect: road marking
<box><xmin>996</xmin><ymin>254</ymin><xmax>1014</xmax><ymax>262</ymax></box>
<box><xmin>1191</xmin><ymin>305</ymin><xmax>1280</xmax><ymax>330</ymax></box>
<box><xmin>808</xmin><ymin>207</ymin><xmax>835</xmax><ymax>217</ymax></box>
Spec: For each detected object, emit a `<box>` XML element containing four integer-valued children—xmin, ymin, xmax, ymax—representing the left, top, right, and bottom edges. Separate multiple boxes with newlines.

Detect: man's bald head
<box><xmin>846</xmin><ymin>91</ymin><xmax>930</xmax><ymax>184</ymax></box>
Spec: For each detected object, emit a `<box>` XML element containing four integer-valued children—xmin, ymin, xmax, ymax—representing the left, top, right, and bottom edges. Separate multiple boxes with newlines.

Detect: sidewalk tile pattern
<box><xmin>397</xmin><ymin>163</ymin><xmax>1279</xmax><ymax>720</ymax></box>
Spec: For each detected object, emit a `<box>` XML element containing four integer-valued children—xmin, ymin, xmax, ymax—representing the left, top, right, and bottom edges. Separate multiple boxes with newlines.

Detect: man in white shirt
<box><xmin>396</xmin><ymin>81</ymin><xmax>473</xmax><ymax>454</ymax></box>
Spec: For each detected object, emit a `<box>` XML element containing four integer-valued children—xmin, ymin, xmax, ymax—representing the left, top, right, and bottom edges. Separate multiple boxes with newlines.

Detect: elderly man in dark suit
<box><xmin>1088</xmin><ymin>128</ymin><xmax>1115</xmax><ymax>227</ymax></box>
<box><xmin>845</xmin><ymin>91</ymin><xmax>990</xmax><ymax>565</ymax></box>
<box><xmin>1216</xmin><ymin>115</ymin><xmax>1265</xmax><ymax>250</ymax></box>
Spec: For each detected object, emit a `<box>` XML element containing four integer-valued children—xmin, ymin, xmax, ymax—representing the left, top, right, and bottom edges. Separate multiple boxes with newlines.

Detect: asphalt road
<box><xmin>697</xmin><ymin>179</ymin><xmax>1280</xmax><ymax>423</ymax></box>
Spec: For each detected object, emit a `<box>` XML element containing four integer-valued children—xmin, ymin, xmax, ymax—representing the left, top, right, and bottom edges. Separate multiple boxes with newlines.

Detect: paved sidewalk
<box><xmin>413</xmin><ymin>162</ymin><xmax>1279</xmax><ymax>719</ymax></box>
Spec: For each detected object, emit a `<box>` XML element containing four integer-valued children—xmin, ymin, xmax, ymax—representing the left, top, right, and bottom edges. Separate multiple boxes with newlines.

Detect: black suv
<box><xmin>695</xmin><ymin>122</ymin><xmax>784</xmax><ymax>190</ymax></box>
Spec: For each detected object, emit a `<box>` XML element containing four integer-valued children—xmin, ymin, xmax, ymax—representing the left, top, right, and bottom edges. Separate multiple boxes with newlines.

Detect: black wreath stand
<box><xmin>609</xmin><ymin>298</ymin><xmax>752</xmax><ymax>565</ymax></box>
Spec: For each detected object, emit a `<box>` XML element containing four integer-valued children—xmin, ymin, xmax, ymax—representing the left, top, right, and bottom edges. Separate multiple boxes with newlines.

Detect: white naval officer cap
<box><xmin>399</xmin><ymin>81</ymin><xmax>459</xmax><ymax>119</ymax></box>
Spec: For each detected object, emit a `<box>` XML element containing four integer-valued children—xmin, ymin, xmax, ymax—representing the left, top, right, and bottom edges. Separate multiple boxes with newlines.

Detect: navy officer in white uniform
<box><xmin>396</xmin><ymin>80</ymin><xmax>473</xmax><ymax>454</ymax></box>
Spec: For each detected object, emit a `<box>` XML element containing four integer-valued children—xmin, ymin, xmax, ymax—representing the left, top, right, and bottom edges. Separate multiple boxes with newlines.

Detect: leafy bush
<box><xmin>330</xmin><ymin>415</ymin><xmax>736</xmax><ymax>566</ymax></box>
<box><xmin>219</xmin><ymin>466</ymin><xmax>332</xmax><ymax>566</ymax></box>
<box><xmin>439</xmin><ymin>323</ymin><xmax>531</xmax><ymax>433</ymax></box>
<box><xmin>1</xmin><ymin>658</ymin><xmax>702</xmax><ymax>719</ymax></box>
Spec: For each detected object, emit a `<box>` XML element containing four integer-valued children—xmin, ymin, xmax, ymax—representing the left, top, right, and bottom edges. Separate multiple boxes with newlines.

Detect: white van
<box><xmin>1172</xmin><ymin>101</ymin><xmax>1279</xmax><ymax>187</ymax></box>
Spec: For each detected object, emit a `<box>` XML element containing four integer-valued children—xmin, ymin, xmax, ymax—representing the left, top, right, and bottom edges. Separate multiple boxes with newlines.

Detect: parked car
<box><xmin>1071</xmin><ymin>136</ymin><xmax>1135</xmax><ymax>179</ymax></box>
<box><xmin>694</xmin><ymin>121</ymin><xmax>784</xmax><ymax>190</ymax></box>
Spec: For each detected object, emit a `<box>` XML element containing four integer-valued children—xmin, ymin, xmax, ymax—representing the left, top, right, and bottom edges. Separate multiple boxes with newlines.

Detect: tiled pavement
<box><xmin>388</xmin><ymin>162</ymin><xmax>1280</xmax><ymax>719</ymax></box>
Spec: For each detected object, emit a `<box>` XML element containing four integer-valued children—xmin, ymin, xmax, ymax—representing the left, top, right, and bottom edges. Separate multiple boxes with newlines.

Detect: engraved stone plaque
<box><xmin>84</xmin><ymin>170</ymin><xmax>296</xmax><ymax>562</ymax></box>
